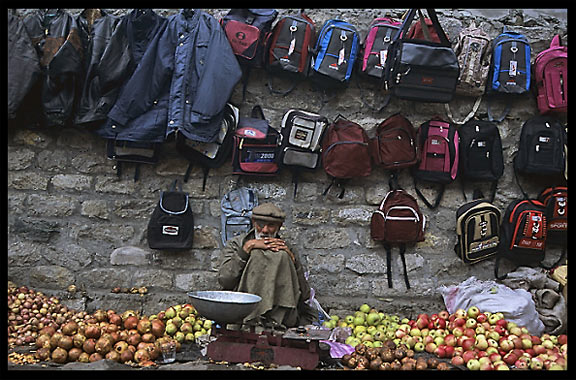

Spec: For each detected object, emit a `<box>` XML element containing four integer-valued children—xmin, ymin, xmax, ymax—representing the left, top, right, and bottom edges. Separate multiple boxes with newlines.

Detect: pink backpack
<box><xmin>359</xmin><ymin>17</ymin><xmax>402</xmax><ymax>79</ymax></box>
<box><xmin>534</xmin><ymin>35</ymin><xmax>568</xmax><ymax>115</ymax></box>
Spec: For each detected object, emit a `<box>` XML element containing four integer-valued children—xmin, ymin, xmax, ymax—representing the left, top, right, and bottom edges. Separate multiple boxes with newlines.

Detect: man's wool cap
<box><xmin>252</xmin><ymin>203</ymin><xmax>286</xmax><ymax>223</ymax></box>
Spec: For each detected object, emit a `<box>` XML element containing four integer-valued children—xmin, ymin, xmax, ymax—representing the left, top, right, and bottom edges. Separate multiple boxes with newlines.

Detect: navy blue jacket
<box><xmin>104</xmin><ymin>9</ymin><xmax>242</xmax><ymax>144</ymax></box>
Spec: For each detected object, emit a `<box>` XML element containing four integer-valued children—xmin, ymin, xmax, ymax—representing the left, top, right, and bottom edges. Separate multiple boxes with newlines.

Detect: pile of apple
<box><xmin>155</xmin><ymin>303</ymin><xmax>212</xmax><ymax>344</ymax></box>
<box><xmin>322</xmin><ymin>303</ymin><xmax>405</xmax><ymax>349</ymax></box>
<box><xmin>392</xmin><ymin>306</ymin><xmax>567</xmax><ymax>370</ymax></box>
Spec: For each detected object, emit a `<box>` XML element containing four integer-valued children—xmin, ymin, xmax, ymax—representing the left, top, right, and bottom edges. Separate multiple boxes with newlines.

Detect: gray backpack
<box><xmin>445</xmin><ymin>21</ymin><xmax>492</xmax><ymax>124</ymax></box>
<box><xmin>220</xmin><ymin>187</ymin><xmax>259</xmax><ymax>247</ymax></box>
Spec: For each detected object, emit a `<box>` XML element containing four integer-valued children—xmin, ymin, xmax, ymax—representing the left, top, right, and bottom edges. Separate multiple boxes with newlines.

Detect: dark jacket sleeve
<box><xmin>189</xmin><ymin>15</ymin><xmax>242</xmax><ymax>125</ymax></box>
<box><xmin>107</xmin><ymin>21</ymin><xmax>173</xmax><ymax>127</ymax></box>
<box><xmin>7</xmin><ymin>12</ymin><xmax>41</xmax><ymax>118</ymax></box>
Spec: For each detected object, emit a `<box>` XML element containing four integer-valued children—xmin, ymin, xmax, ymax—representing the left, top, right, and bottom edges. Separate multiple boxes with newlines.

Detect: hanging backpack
<box><xmin>310</xmin><ymin>19</ymin><xmax>360</xmax><ymax>88</ymax></box>
<box><xmin>220</xmin><ymin>9</ymin><xmax>278</xmax><ymax>99</ymax></box>
<box><xmin>266</xmin><ymin>11</ymin><xmax>316</xmax><ymax>96</ymax></box>
<box><xmin>445</xmin><ymin>21</ymin><xmax>492</xmax><ymax>124</ymax></box>
<box><xmin>371</xmin><ymin>188</ymin><xmax>426</xmax><ymax>289</ymax></box>
<box><xmin>147</xmin><ymin>180</ymin><xmax>194</xmax><ymax>250</ymax></box>
<box><xmin>537</xmin><ymin>186</ymin><xmax>567</xmax><ymax>246</ymax></box>
<box><xmin>279</xmin><ymin>109</ymin><xmax>329</xmax><ymax>197</ymax></box>
<box><xmin>454</xmin><ymin>190</ymin><xmax>501</xmax><ymax>264</ymax></box>
<box><xmin>495</xmin><ymin>199</ymin><xmax>547</xmax><ymax>280</ymax></box>
<box><xmin>175</xmin><ymin>103</ymin><xmax>239</xmax><ymax>191</ymax></box>
<box><xmin>232</xmin><ymin>105</ymin><xmax>281</xmax><ymax>177</ymax></box>
<box><xmin>355</xmin><ymin>16</ymin><xmax>402</xmax><ymax>111</ymax></box>
<box><xmin>534</xmin><ymin>35</ymin><xmax>568</xmax><ymax>115</ymax></box>
<box><xmin>220</xmin><ymin>187</ymin><xmax>258</xmax><ymax>247</ymax></box>
<box><xmin>412</xmin><ymin>118</ymin><xmax>459</xmax><ymax>209</ymax></box>
<box><xmin>485</xmin><ymin>28</ymin><xmax>531</xmax><ymax>122</ymax></box>
<box><xmin>458</xmin><ymin>119</ymin><xmax>504</xmax><ymax>202</ymax></box>
<box><xmin>359</xmin><ymin>17</ymin><xmax>402</xmax><ymax>80</ymax></box>
<box><xmin>382</xmin><ymin>9</ymin><xmax>459</xmax><ymax>105</ymax></box>
<box><xmin>321</xmin><ymin>115</ymin><xmax>372</xmax><ymax>198</ymax></box>
<box><xmin>369</xmin><ymin>113</ymin><xmax>419</xmax><ymax>171</ymax></box>
<box><xmin>513</xmin><ymin>115</ymin><xmax>567</xmax><ymax>188</ymax></box>
<box><xmin>406</xmin><ymin>11</ymin><xmax>441</xmax><ymax>42</ymax></box>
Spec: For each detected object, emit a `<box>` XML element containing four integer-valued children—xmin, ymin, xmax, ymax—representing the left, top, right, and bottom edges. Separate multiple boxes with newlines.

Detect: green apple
<box><xmin>353</xmin><ymin>316</ymin><xmax>365</xmax><ymax>326</ymax></box>
<box><xmin>359</xmin><ymin>304</ymin><xmax>371</xmax><ymax>314</ymax></box>
<box><xmin>165</xmin><ymin>322</ymin><xmax>178</xmax><ymax>336</ymax></box>
<box><xmin>345</xmin><ymin>336</ymin><xmax>360</xmax><ymax>347</ymax></box>
<box><xmin>414</xmin><ymin>342</ymin><xmax>425</xmax><ymax>352</ymax></box>
<box><xmin>366</xmin><ymin>312</ymin><xmax>381</xmax><ymax>326</ymax></box>
<box><xmin>345</xmin><ymin>315</ymin><xmax>355</xmax><ymax>324</ymax></box>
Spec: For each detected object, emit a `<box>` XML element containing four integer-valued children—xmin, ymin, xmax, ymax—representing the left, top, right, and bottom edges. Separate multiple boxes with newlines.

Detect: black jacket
<box><xmin>22</xmin><ymin>9</ymin><xmax>85</xmax><ymax>127</ymax></box>
<box><xmin>8</xmin><ymin>11</ymin><xmax>41</xmax><ymax>119</ymax></box>
<box><xmin>74</xmin><ymin>9</ymin><xmax>122</xmax><ymax>126</ymax></box>
<box><xmin>79</xmin><ymin>9</ymin><xmax>166</xmax><ymax>127</ymax></box>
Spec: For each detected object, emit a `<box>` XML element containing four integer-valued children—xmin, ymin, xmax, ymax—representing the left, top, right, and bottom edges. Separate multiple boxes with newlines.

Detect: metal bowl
<box><xmin>187</xmin><ymin>290</ymin><xmax>262</xmax><ymax>324</ymax></box>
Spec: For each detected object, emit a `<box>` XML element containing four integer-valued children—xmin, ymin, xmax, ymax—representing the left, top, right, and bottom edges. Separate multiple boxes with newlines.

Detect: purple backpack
<box><xmin>359</xmin><ymin>17</ymin><xmax>402</xmax><ymax>79</ymax></box>
<box><xmin>534</xmin><ymin>35</ymin><xmax>568</xmax><ymax>115</ymax></box>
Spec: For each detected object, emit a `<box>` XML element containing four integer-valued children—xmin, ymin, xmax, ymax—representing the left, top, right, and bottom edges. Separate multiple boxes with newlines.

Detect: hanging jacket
<box><xmin>74</xmin><ymin>9</ymin><xmax>122</xmax><ymax>126</ymax></box>
<box><xmin>22</xmin><ymin>9</ymin><xmax>85</xmax><ymax>127</ymax></box>
<box><xmin>104</xmin><ymin>9</ymin><xmax>242</xmax><ymax>144</ymax></box>
<box><xmin>8</xmin><ymin>11</ymin><xmax>41</xmax><ymax>119</ymax></box>
<box><xmin>82</xmin><ymin>9</ymin><xmax>166</xmax><ymax>128</ymax></box>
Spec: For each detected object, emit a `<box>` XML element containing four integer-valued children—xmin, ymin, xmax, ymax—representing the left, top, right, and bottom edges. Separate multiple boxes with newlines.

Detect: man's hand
<box><xmin>242</xmin><ymin>238</ymin><xmax>295</xmax><ymax>262</ymax></box>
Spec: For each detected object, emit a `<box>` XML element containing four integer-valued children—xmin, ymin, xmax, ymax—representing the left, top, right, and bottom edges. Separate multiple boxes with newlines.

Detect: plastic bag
<box><xmin>438</xmin><ymin>276</ymin><xmax>545</xmax><ymax>335</ymax></box>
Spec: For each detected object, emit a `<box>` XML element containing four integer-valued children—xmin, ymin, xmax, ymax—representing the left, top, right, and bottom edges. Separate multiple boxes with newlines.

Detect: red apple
<box><xmin>495</xmin><ymin>319</ymin><xmax>508</xmax><ymax>328</ymax></box>
<box><xmin>425</xmin><ymin>342</ymin><xmax>437</xmax><ymax>353</ymax></box>
<box><xmin>444</xmin><ymin>334</ymin><xmax>456</xmax><ymax>347</ymax></box>
<box><xmin>557</xmin><ymin>334</ymin><xmax>567</xmax><ymax>345</ymax></box>
<box><xmin>464</xmin><ymin>328</ymin><xmax>476</xmax><ymax>338</ymax></box>
<box><xmin>444</xmin><ymin>345</ymin><xmax>455</xmax><ymax>358</ymax></box>
<box><xmin>434</xmin><ymin>345</ymin><xmax>447</xmax><ymax>358</ymax></box>
<box><xmin>476</xmin><ymin>313</ymin><xmax>488</xmax><ymax>324</ymax></box>
<box><xmin>461</xmin><ymin>338</ymin><xmax>475</xmax><ymax>351</ymax></box>
<box><xmin>489</xmin><ymin>352</ymin><xmax>502</xmax><ymax>363</ymax></box>
<box><xmin>453</xmin><ymin>317</ymin><xmax>466</xmax><ymax>327</ymax></box>
<box><xmin>439</xmin><ymin>310</ymin><xmax>450</xmax><ymax>320</ymax></box>
<box><xmin>503</xmin><ymin>352</ymin><xmax>518</xmax><ymax>365</ymax></box>
<box><xmin>451</xmin><ymin>355</ymin><xmax>464</xmax><ymax>366</ymax></box>
<box><xmin>462</xmin><ymin>350</ymin><xmax>477</xmax><ymax>363</ymax></box>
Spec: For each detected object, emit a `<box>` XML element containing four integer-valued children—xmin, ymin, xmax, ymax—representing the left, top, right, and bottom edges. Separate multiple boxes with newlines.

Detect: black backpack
<box><xmin>514</xmin><ymin>115</ymin><xmax>567</xmax><ymax>177</ymax></box>
<box><xmin>175</xmin><ymin>103</ymin><xmax>239</xmax><ymax>191</ymax></box>
<box><xmin>495</xmin><ymin>199</ymin><xmax>547</xmax><ymax>280</ymax></box>
<box><xmin>458</xmin><ymin>120</ymin><xmax>504</xmax><ymax>202</ymax></box>
<box><xmin>279</xmin><ymin>109</ymin><xmax>329</xmax><ymax>197</ymax></box>
<box><xmin>265</xmin><ymin>11</ymin><xmax>316</xmax><ymax>96</ymax></box>
<box><xmin>454</xmin><ymin>190</ymin><xmax>501</xmax><ymax>264</ymax></box>
<box><xmin>232</xmin><ymin>105</ymin><xmax>281</xmax><ymax>177</ymax></box>
<box><xmin>147</xmin><ymin>180</ymin><xmax>194</xmax><ymax>250</ymax></box>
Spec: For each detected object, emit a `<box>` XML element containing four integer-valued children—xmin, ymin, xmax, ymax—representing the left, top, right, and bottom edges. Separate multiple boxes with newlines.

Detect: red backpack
<box><xmin>369</xmin><ymin>113</ymin><xmax>419</xmax><ymax>170</ymax></box>
<box><xmin>321</xmin><ymin>116</ymin><xmax>372</xmax><ymax>198</ymax></box>
<box><xmin>534</xmin><ymin>35</ymin><xmax>568</xmax><ymax>115</ymax></box>
<box><xmin>371</xmin><ymin>189</ymin><xmax>426</xmax><ymax>289</ymax></box>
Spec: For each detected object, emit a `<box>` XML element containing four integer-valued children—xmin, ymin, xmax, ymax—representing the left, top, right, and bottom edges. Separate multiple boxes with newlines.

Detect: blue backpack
<box><xmin>485</xmin><ymin>29</ymin><xmax>532</xmax><ymax>122</ymax></box>
<box><xmin>310</xmin><ymin>19</ymin><xmax>360</xmax><ymax>88</ymax></box>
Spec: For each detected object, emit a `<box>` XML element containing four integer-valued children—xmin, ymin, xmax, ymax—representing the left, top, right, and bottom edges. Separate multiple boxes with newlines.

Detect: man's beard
<box><xmin>255</xmin><ymin>230</ymin><xmax>278</xmax><ymax>240</ymax></box>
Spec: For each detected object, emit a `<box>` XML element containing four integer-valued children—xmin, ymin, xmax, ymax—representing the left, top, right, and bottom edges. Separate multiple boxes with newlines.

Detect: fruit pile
<box><xmin>7</xmin><ymin>282</ymin><xmax>213</xmax><ymax>367</ymax></box>
<box><xmin>340</xmin><ymin>340</ymin><xmax>451</xmax><ymax>370</ymax></box>
<box><xmin>327</xmin><ymin>304</ymin><xmax>567</xmax><ymax>371</ymax></box>
<box><xmin>322</xmin><ymin>303</ymin><xmax>405</xmax><ymax>349</ymax></box>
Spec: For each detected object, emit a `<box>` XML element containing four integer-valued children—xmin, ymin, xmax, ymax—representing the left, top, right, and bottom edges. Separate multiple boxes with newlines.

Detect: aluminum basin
<box><xmin>187</xmin><ymin>290</ymin><xmax>262</xmax><ymax>324</ymax></box>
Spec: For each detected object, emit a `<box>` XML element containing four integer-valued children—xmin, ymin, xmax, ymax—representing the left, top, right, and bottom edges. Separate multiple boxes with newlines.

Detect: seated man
<box><xmin>218</xmin><ymin>203</ymin><xmax>315</xmax><ymax>328</ymax></box>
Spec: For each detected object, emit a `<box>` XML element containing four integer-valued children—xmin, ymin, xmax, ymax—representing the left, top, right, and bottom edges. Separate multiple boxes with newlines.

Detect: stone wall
<box><xmin>7</xmin><ymin>9</ymin><xmax>568</xmax><ymax>318</ymax></box>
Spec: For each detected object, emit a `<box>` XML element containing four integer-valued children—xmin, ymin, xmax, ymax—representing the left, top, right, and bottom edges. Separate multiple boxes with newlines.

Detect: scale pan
<box><xmin>187</xmin><ymin>290</ymin><xmax>262</xmax><ymax>324</ymax></box>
